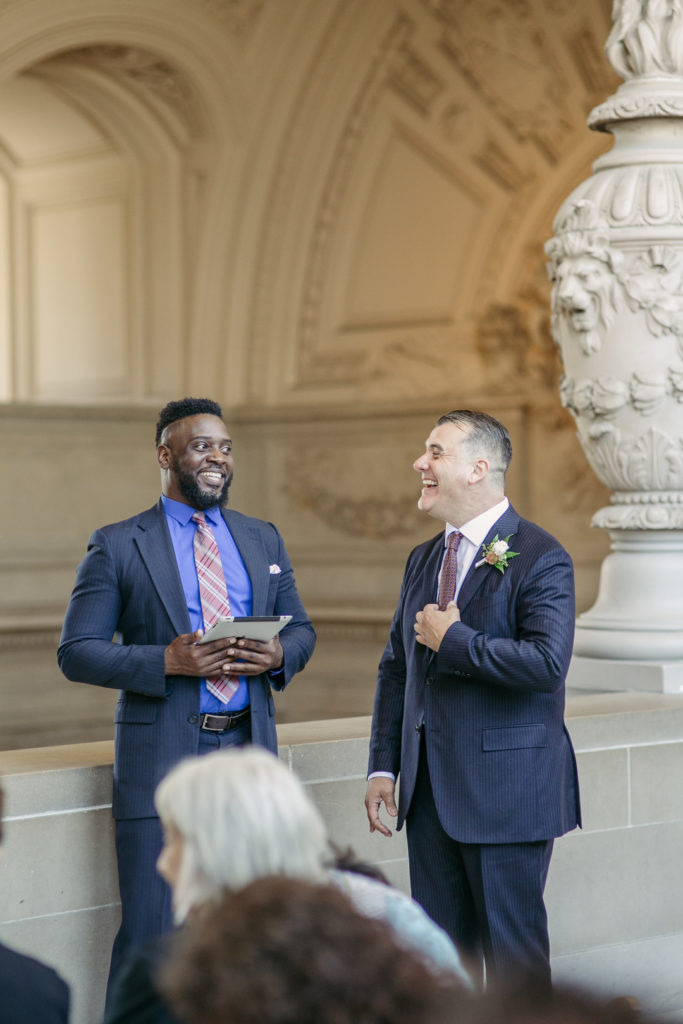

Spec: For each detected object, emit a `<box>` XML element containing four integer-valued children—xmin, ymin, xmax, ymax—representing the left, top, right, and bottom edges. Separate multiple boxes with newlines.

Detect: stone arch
<box><xmin>0</xmin><ymin>0</ymin><xmax>248</xmax><ymax>402</ymax></box>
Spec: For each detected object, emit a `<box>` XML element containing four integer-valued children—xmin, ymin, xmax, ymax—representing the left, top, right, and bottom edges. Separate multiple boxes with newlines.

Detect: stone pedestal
<box><xmin>568</xmin><ymin>656</ymin><xmax>683</xmax><ymax>695</ymax></box>
<box><xmin>573</xmin><ymin>530</ymin><xmax>683</xmax><ymax>660</ymax></box>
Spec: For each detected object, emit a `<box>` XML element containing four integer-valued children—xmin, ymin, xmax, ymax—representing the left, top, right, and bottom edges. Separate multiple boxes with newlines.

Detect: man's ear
<box><xmin>157</xmin><ymin>443</ymin><xmax>171</xmax><ymax>469</ymax></box>
<box><xmin>470</xmin><ymin>458</ymin><xmax>489</xmax><ymax>483</ymax></box>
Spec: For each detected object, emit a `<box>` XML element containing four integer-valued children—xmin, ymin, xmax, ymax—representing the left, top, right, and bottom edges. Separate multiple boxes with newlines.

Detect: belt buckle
<box><xmin>201</xmin><ymin>713</ymin><xmax>226</xmax><ymax>732</ymax></box>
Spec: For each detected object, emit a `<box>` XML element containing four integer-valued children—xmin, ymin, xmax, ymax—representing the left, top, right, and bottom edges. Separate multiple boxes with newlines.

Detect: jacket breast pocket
<box><xmin>482</xmin><ymin>724</ymin><xmax>547</xmax><ymax>751</ymax></box>
<box><xmin>114</xmin><ymin>698</ymin><xmax>158</xmax><ymax>725</ymax></box>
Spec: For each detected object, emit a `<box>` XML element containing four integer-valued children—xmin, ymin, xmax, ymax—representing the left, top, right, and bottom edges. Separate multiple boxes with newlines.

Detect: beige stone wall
<box><xmin>3</xmin><ymin>695</ymin><xmax>683</xmax><ymax>1024</ymax></box>
<box><xmin>0</xmin><ymin>0</ymin><xmax>619</xmax><ymax>746</ymax></box>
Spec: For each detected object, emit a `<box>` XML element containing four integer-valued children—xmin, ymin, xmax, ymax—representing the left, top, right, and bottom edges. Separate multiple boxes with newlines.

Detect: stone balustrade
<box><xmin>2</xmin><ymin>694</ymin><xmax>683</xmax><ymax>1024</ymax></box>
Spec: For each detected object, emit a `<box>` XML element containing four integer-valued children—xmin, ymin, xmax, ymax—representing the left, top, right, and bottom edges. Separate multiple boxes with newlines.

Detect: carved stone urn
<box><xmin>546</xmin><ymin>0</ymin><xmax>683</xmax><ymax>662</ymax></box>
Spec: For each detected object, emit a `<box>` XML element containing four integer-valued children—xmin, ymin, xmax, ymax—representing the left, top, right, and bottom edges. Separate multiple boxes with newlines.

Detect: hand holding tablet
<box><xmin>197</xmin><ymin>615</ymin><xmax>292</xmax><ymax>644</ymax></box>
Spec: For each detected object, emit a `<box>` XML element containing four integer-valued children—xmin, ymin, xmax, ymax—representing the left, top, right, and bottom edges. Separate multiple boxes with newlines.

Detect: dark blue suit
<box><xmin>369</xmin><ymin>504</ymin><xmax>580</xmax><ymax>981</ymax></box>
<box><xmin>58</xmin><ymin>500</ymin><xmax>315</xmax><ymax>981</ymax></box>
<box><xmin>0</xmin><ymin>941</ymin><xmax>70</xmax><ymax>1024</ymax></box>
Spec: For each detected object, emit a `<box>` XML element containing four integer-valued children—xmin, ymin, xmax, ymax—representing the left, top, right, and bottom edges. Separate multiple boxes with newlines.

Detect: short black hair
<box><xmin>155</xmin><ymin>398</ymin><xmax>223</xmax><ymax>446</ymax></box>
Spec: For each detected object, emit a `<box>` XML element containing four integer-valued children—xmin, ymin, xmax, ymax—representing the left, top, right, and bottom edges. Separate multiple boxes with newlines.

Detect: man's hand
<box><xmin>364</xmin><ymin>776</ymin><xmax>398</xmax><ymax>837</ymax></box>
<box><xmin>164</xmin><ymin>632</ymin><xmax>284</xmax><ymax>677</ymax></box>
<box><xmin>414</xmin><ymin>601</ymin><xmax>460</xmax><ymax>652</ymax></box>
<box><xmin>225</xmin><ymin>636</ymin><xmax>284</xmax><ymax>676</ymax></box>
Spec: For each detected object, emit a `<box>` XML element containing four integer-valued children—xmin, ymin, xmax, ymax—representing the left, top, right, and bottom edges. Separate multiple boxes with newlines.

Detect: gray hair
<box><xmin>437</xmin><ymin>409</ymin><xmax>512</xmax><ymax>482</ymax></box>
<box><xmin>154</xmin><ymin>747</ymin><xmax>330</xmax><ymax>922</ymax></box>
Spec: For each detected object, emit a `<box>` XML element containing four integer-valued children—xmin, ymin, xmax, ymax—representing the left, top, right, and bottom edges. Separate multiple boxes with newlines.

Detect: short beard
<box><xmin>172</xmin><ymin>458</ymin><xmax>232</xmax><ymax>510</ymax></box>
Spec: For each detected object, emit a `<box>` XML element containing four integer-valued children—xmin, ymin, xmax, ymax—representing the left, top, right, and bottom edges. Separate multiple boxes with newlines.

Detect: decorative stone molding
<box><xmin>605</xmin><ymin>0</ymin><xmax>683</xmax><ymax>80</ymax></box>
<box><xmin>436</xmin><ymin>0</ymin><xmax>571</xmax><ymax>161</ymax></box>
<box><xmin>198</xmin><ymin>0</ymin><xmax>267</xmax><ymax>42</ymax></box>
<box><xmin>47</xmin><ymin>44</ymin><xmax>203</xmax><ymax>137</ymax></box>
<box><xmin>282</xmin><ymin>469</ymin><xmax>418</xmax><ymax>541</ymax></box>
<box><xmin>0</xmin><ymin>626</ymin><xmax>61</xmax><ymax>654</ymax></box>
<box><xmin>294</xmin><ymin>15</ymin><xmax>412</xmax><ymax>387</ymax></box>
<box><xmin>389</xmin><ymin>40</ymin><xmax>444</xmax><ymax>115</ymax></box>
<box><xmin>561</xmin><ymin>366</ymin><xmax>683</xmax><ymax>422</ymax></box>
<box><xmin>546</xmin><ymin>201</ymin><xmax>624</xmax><ymax>357</ymax></box>
<box><xmin>578</xmin><ymin>425</ymin><xmax>683</xmax><ymax>495</ymax></box>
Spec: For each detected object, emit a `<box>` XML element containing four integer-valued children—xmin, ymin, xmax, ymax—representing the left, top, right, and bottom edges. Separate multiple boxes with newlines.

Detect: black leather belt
<box><xmin>199</xmin><ymin>709</ymin><xmax>250</xmax><ymax>733</ymax></box>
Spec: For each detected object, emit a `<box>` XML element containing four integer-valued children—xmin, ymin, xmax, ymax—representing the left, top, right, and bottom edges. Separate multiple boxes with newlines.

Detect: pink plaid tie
<box><xmin>192</xmin><ymin>512</ymin><xmax>239</xmax><ymax>703</ymax></box>
<box><xmin>437</xmin><ymin>531</ymin><xmax>462</xmax><ymax>611</ymax></box>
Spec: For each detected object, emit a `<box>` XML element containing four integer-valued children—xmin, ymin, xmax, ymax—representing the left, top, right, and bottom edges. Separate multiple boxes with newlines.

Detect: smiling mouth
<box><xmin>198</xmin><ymin>470</ymin><xmax>225</xmax><ymax>487</ymax></box>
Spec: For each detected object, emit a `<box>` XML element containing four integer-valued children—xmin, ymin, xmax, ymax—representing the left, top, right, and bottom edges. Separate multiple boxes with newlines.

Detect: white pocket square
<box><xmin>269</xmin><ymin>564</ymin><xmax>282</xmax><ymax>574</ymax></box>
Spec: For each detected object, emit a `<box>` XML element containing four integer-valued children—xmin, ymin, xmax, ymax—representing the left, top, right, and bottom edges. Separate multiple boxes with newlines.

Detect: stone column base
<box><xmin>568</xmin><ymin>656</ymin><xmax>683</xmax><ymax>694</ymax></box>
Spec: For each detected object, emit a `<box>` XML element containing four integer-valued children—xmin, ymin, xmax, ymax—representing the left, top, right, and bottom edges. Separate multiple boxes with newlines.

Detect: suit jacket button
<box><xmin>426</xmin><ymin>676</ymin><xmax>433</xmax><ymax>686</ymax></box>
<box><xmin>188</xmin><ymin>714</ymin><xmax>198</xmax><ymax>724</ymax></box>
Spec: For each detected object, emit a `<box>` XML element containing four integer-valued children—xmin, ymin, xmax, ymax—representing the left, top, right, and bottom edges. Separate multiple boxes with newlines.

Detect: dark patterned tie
<box><xmin>192</xmin><ymin>512</ymin><xmax>238</xmax><ymax>703</ymax></box>
<box><xmin>437</xmin><ymin>531</ymin><xmax>462</xmax><ymax>611</ymax></box>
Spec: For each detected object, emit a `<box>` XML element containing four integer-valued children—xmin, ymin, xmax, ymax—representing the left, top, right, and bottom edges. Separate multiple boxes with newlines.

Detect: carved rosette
<box><xmin>546</xmin><ymin>0</ymin><xmax>683</xmax><ymax>662</ymax></box>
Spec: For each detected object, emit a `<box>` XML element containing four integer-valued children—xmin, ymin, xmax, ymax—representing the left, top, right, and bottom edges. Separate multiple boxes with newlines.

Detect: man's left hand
<box><xmin>414</xmin><ymin>602</ymin><xmax>460</xmax><ymax>652</ymax></box>
<box><xmin>221</xmin><ymin>637</ymin><xmax>284</xmax><ymax>676</ymax></box>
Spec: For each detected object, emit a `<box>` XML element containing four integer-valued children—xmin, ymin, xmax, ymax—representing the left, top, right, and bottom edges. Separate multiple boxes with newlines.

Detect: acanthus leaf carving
<box><xmin>670</xmin><ymin>362</ymin><xmax>683</xmax><ymax>400</ymax></box>
<box><xmin>605</xmin><ymin>0</ymin><xmax>683</xmax><ymax>80</ymax></box>
<box><xmin>622</xmin><ymin>247</ymin><xmax>683</xmax><ymax>342</ymax></box>
<box><xmin>577</xmin><ymin>425</ymin><xmax>683</xmax><ymax>494</ymax></box>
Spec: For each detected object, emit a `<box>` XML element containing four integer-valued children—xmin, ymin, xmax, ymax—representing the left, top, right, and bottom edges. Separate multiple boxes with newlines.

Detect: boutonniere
<box><xmin>474</xmin><ymin>534</ymin><xmax>519</xmax><ymax>574</ymax></box>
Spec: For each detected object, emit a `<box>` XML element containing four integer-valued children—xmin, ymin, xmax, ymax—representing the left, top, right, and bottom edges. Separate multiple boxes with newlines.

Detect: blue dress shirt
<box><xmin>161</xmin><ymin>495</ymin><xmax>251</xmax><ymax>712</ymax></box>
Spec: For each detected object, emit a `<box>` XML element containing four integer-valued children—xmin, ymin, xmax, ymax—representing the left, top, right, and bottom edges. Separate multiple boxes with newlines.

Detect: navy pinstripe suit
<box><xmin>369</xmin><ymin>503</ymin><xmax>580</xmax><ymax>981</ymax></box>
<box><xmin>58</xmin><ymin>500</ymin><xmax>315</xmax><ymax>980</ymax></box>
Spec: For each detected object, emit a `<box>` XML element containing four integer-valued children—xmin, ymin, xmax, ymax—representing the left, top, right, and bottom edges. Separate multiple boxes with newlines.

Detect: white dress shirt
<box><xmin>440</xmin><ymin>496</ymin><xmax>509</xmax><ymax>601</ymax></box>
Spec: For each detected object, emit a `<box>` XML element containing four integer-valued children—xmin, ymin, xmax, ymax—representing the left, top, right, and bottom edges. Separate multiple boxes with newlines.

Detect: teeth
<box><xmin>423</xmin><ymin>480</ymin><xmax>437</xmax><ymax>487</ymax></box>
<box><xmin>201</xmin><ymin>472</ymin><xmax>223</xmax><ymax>481</ymax></box>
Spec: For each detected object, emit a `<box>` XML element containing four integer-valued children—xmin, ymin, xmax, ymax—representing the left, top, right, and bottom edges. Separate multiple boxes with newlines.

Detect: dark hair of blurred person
<box><xmin>458</xmin><ymin>978</ymin><xmax>646</xmax><ymax>1024</ymax></box>
<box><xmin>158</xmin><ymin>875</ymin><xmax>468</xmax><ymax>1024</ymax></box>
<box><xmin>0</xmin><ymin>783</ymin><xmax>71</xmax><ymax>1024</ymax></box>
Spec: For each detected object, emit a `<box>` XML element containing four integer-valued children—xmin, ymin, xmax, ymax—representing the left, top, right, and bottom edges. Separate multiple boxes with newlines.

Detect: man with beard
<box><xmin>58</xmin><ymin>397</ymin><xmax>315</xmax><ymax>997</ymax></box>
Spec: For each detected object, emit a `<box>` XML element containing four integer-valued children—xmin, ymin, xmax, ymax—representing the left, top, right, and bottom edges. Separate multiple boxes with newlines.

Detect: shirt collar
<box><xmin>445</xmin><ymin>496</ymin><xmax>509</xmax><ymax>548</ymax></box>
<box><xmin>161</xmin><ymin>494</ymin><xmax>225</xmax><ymax>528</ymax></box>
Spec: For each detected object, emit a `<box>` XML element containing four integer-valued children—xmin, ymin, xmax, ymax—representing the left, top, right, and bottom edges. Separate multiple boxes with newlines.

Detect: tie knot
<box><xmin>192</xmin><ymin>511</ymin><xmax>206</xmax><ymax>527</ymax></box>
<box><xmin>448</xmin><ymin>531</ymin><xmax>461</xmax><ymax>551</ymax></box>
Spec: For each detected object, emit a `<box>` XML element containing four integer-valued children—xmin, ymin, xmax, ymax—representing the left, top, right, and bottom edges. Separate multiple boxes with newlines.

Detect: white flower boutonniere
<box><xmin>474</xmin><ymin>534</ymin><xmax>520</xmax><ymax>574</ymax></box>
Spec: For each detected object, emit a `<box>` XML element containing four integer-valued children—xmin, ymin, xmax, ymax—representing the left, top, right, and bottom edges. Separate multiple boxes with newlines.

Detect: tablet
<box><xmin>197</xmin><ymin>615</ymin><xmax>292</xmax><ymax>644</ymax></box>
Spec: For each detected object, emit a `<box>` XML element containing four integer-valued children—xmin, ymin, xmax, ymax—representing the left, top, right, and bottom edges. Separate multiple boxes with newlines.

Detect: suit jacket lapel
<box><xmin>222</xmin><ymin>510</ymin><xmax>268</xmax><ymax>614</ymax></box>
<box><xmin>457</xmin><ymin>504</ymin><xmax>521</xmax><ymax>614</ymax></box>
<box><xmin>134</xmin><ymin>501</ymin><xmax>191</xmax><ymax>636</ymax></box>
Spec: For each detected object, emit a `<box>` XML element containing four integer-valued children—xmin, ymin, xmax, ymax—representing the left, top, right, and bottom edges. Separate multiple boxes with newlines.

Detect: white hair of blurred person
<box><xmin>154</xmin><ymin>747</ymin><xmax>329</xmax><ymax>923</ymax></box>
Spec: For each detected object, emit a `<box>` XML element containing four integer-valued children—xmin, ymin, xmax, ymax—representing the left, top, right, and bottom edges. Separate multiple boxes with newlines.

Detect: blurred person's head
<box><xmin>459</xmin><ymin>979</ymin><xmax>644</xmax><ymax>1024</ymax></box>
<box><xmin>158</xmin><ymin>875</ymin><xmax>467</xmax><ymax>1024</ymax></box>
<box><xmin>154</xmin><ymin>748</ymin><xmax>329</xmax><ymax>922</ymax></box>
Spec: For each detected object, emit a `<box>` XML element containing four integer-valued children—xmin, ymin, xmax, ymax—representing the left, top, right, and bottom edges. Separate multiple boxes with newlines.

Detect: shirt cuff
<box><xmin>367</xmin><ymin>771</ymin><xmax>396</xmax><ymax>781</ymax></box>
